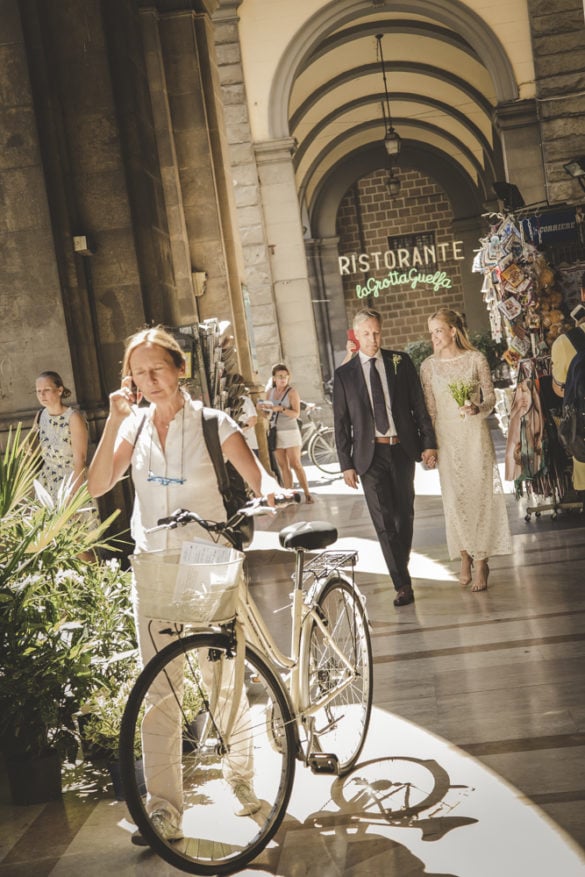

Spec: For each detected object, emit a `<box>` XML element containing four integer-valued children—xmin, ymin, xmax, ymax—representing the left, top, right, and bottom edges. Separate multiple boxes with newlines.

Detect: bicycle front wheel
<box><xmin>120</xmin><ymin>631</ymin><xmax>296</xmax><ymax>875</ymax></box>
<box><xmin>309</xmin><ymin>427</ymin><xmax>341</xmax><ymax>474</ymax></box>
<box><xmin>300</xmin><ymin>576</ymin><xmax>372</xmax><ymax>774</ymax></box>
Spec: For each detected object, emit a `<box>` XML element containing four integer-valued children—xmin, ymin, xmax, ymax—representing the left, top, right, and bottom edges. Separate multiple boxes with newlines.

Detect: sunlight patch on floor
<box><xmin>278</xmin><ymin>706</ymin><xmax>585</xmax><ymax>877</ymax></box>
<box><xmin>301</xmin><ymin>458</ymin><xmax>514</xmax><ymax>498</ymax></box>
<box><xmin>334</xmin><ymin>535</ymin><xmax>456</xmax><ymax>582</ymax></box>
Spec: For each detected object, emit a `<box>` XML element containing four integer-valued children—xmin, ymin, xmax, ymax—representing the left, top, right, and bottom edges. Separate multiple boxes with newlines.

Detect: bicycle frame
<box><xmin>238</xmin><ymin>546</ymin><xmax>361</xmax><ymax>763</ymax></box>
<box><xmin>142</xmin><ymin>505</ymin><xmax>365</xmax><ymax>767</ymax></box>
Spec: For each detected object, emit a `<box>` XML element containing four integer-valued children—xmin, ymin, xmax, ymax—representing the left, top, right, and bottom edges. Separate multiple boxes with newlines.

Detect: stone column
<box><xmin>254</xmin><ymin>138</ymin><xmax>322</xmax><ymax>401</ymax></box>
<box><xmin>315</xmin><ymin>236</ymin><xmax>349</xmax><ymax>369</ymax></box>
<box><xmin>212</xmin><ymin>0</ymin><xmax>281</xmax><ymax>385</ymax></box>
<box><xmin>526</xmin><ymin>0</ymin><xmax>585</xmax><ymax>205</ymax></box>
<box><xmin>0</xmin><ymin>1</ymin><xmax>75</xmax><ymax>425</ymax></box>
<box><xmin>494</xmin><ymin>99</ymin><xmax>547</xmax><ymax>207</ymax></box>
<box><xmin>451</xmin><ymin>216</ymin><xmax>490</xmax><ymax>333</ymax></box>
<box><xmin>139</xmin><ymin>7</ymin><xmax>197</xmax><ymax>326</ymax></box>
<box><xmin>152</xmin><ymin>8</ymin><xmax>256</xmax><ymax>383</ymax></box>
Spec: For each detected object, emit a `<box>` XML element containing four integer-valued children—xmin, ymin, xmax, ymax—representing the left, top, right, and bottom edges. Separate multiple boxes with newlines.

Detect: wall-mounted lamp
<box><xmin>564</xmin><ymin>157</ymin><xmax>585</xmax><ymax>191</ymax></box>
<box><xmin>493</xmin><ymin>181</ymin><xmax>525</xmax><ymax>213</ymax></box>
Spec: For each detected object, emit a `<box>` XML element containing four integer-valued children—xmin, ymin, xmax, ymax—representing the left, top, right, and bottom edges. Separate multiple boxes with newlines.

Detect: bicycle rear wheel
<box><xmin>309</xmin><ymin>427</ymin><xmax>341</xmax><ymax>474</ymax></box>
<box><xmin>120</xmin><ymin>631</ymin><xmax>296</xmax><ymax>875</ymax></box>
<box><xmin>300</xmin><ymin>576</ymin><xmax>372</xmax><ymax>774</ymax></box>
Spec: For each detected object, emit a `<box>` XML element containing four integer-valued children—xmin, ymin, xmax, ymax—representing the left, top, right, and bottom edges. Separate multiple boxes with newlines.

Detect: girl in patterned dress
<box><xmin>34</xmin><ymin>371</ymin><xmax>91</xmax><ymax>503</ymax></box>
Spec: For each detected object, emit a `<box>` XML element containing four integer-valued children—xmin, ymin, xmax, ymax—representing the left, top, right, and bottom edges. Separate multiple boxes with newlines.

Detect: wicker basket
<box><xmin>131</xmin><ymin>550</ymin><xmax>244</xmax><ymax>624</ymax></box>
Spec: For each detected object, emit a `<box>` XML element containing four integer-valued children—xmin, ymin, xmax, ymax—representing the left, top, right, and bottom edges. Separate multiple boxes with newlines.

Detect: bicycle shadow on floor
<box><xmin>246</xmin><ymin>754</ymin><xmax>475</xmax><ymax>876</ymax></box>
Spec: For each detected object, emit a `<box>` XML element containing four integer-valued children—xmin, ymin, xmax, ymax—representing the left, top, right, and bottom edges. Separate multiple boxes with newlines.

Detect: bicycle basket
<box><xmin>131</xmin><ymin>550</ymin><xmax>244</xmax><ymax>624</ymax></box>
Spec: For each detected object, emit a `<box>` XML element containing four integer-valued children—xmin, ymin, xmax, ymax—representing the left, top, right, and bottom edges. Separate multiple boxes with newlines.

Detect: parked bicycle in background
<box><xmin>298</xmin><ymin>401</ymin><xmax>341</xmax><ymax>475</ymax></box>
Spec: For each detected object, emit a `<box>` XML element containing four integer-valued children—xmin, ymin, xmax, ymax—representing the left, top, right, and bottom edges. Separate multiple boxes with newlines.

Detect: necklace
<box><xmin>147</xmin><ymin>405</ymin><xmax>186</xmax><ymax>486</ymax></box>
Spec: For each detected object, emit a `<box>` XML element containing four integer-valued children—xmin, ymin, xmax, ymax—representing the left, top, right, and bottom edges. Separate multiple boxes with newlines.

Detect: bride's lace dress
<box><xmin>420</xmin><ymin>350</ymin><xmax>511</xmax><ymax>561</ymax></box>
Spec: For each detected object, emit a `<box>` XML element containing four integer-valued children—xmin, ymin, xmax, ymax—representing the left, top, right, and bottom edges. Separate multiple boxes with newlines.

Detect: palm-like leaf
<box><xmin>1</xmin><ymin>422</ymin><xmax>127</xmax><ymax>760</ymax></box>
<box><xmin>0</xmin><ymin>425</ymin><xmax>42</xmax><ymax>518</ymax></box>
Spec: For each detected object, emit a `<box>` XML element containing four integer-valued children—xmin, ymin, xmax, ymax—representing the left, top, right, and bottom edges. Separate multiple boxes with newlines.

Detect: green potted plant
<box><xmin>81</xmin><ymin>673</ymin><xmax>144</xmax><ymax>800</ymax></box>
<box><xmin>63</xmin><ymin>556</ymin><xmax>138</xmax><ymax>763</ymax></box>
<box><xmin>404</xmin><ymin>339</ymin><xmax>433</xmax><ymax>373</ymax></box>
<box><xmin>0</xmin><ymin>426</ymin><xmax>119</xmax><ymax>803</ymax></box>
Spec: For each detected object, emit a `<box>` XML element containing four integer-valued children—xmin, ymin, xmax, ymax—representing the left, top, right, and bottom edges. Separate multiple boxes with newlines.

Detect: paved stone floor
<box><xmin>2</xmin><ymin>439</ymin><xmax>585</xmax><ymax>876</ymax></box>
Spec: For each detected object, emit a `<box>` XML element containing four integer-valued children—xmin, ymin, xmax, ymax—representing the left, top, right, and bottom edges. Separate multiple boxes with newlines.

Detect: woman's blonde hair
<box><xmin>121</xmin><ymin>326</ymin><xmax>185</xmax><ymax>377</ymax></box>
<box><xmin>428</xmin><ymin>308</ymin><xmax>476</xmax><ymax>352</ymax></box>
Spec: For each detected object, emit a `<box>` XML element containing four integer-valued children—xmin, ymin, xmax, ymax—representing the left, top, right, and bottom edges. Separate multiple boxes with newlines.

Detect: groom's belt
<box><xmin>375</xmin><ymin>436</ymin><xmax>400</xmax><ymax>445</ymax></box>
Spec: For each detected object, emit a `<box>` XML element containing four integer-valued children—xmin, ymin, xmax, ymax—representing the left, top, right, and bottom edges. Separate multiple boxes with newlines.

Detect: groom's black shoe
<box><xmin>393</xmin><ymin>587</ymin><xmax>415</xmax><ymax>607</ymax></box>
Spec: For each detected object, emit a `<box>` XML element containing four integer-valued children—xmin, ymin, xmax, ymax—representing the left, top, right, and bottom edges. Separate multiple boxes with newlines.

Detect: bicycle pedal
<box><xmin>307</xmin><ymin>753</ymin><xmax>339</xmax><ymax>774</ymax></box>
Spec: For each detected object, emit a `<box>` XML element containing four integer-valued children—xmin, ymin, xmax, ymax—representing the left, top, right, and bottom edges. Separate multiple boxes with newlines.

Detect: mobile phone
<box><xmin>125</xmin><ymin>378</ymin><xmax>139</xmax><ymax>405</ymax></box>
<box><xmin>570</xmin><ymin>303</ymin><xmax>585</xmax><ymax>324</ymax></box>
<box><xmin>347</xmin><ymin>329</ymin><xmax>360</xmax><ymax>350</ymax></box>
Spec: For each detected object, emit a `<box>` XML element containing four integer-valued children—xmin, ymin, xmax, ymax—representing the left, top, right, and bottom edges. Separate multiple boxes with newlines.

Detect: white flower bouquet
<box><xmin>448</xmin><ymin>380</ymin><xmax>477</xmax><ymax>417</ymax></box>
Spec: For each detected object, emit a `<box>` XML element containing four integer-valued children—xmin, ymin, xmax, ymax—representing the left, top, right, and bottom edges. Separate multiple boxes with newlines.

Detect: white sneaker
<box><xmin>131</xmin><ymin>810</ymin><xmax>183</xmax><ymax>846</ymax></box>
<box><xmin>233</xmin><ymin>782</ymin><xmax>261</xmax><ymax>817</ymax></box>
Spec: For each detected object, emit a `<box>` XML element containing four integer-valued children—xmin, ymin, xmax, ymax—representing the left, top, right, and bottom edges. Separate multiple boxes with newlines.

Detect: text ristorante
<box><xmin>338</xmin><ymin>241</ymin><xmax>464</xmax><ymax>276</ymax></box>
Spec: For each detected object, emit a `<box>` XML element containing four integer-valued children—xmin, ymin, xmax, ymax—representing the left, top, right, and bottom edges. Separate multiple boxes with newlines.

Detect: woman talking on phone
<box><xmin>88</xmin><ymin>326</ymin><xmax>280</xmax><ymax>844</ymax></box>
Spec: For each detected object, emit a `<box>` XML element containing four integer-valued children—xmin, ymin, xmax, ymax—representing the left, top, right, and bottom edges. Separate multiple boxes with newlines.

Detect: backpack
<box><xmin>558</xmin><ymin>327</ymin><xmax>585</xmax><ymax>463</ymax></box>
<box><xmin>201</xmin><ymin>409</ymin><xmax>254</xmax><ymax>550</ymax></box>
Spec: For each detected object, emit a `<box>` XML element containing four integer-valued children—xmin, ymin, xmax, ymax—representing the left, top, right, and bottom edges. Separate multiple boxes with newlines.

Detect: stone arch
<box><xmin>268</xmin><ymin>0</ymin><xmax>518</xmax><ymax>139</ymax></box>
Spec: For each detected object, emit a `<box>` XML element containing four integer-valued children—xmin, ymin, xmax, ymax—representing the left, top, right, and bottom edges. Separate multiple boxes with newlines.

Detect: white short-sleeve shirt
<box><xmin>118</xmin><ymin>398</ymin><xmax>238</xmax><ymax>552</ymax></box>
<box><xmin>240</xmin><ymin>395</ymin><xmax>259</xmax><ymax>451</ymax></box>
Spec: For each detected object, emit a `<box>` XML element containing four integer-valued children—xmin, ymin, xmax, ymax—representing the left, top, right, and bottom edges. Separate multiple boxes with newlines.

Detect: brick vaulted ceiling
<box><xmin>277</xmin><ymin>6</ymin><xmax>516</xmax><ymax>233</ymax></box>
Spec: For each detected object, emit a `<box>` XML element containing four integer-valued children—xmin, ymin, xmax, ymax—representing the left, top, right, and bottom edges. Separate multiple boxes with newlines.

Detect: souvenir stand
<box><xmin>473</xmin><ymin>214</ymin><xmax>581</xmax><ymax>519</ymax></box>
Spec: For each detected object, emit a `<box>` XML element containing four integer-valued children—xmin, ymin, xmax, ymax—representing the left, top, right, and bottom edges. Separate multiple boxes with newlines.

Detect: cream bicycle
<box><xmin>120</xmin><ymin>496</ymin><xmax>372</xmax><ymax>875</ymax></box>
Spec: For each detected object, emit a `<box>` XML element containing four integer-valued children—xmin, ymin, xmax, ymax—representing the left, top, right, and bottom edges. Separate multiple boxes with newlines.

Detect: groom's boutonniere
<box><xmin>392</xmin><ymin>354</ymin><xmax>402</xmax><ymax>374</ymax></box>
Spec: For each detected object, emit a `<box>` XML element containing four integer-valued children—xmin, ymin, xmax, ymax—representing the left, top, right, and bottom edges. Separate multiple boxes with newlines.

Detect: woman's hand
<box><xmin>460</xmin><ymin>401</ymin><xmax>479</xmax><ymax>416</ymax></box>
<box><xmin>108</xmin><ymin>377</ymin><xmax>137</xmax><ymax>421</ymax></box>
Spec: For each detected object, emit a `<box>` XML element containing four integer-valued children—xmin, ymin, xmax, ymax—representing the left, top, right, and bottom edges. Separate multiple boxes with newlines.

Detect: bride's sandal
<box><xmin>459</xmin><ymin>553</ymin><xmax>473</xmax><ymax>586</ymax></box>
<box><xmin>471</xmin><ymin>561</ymin><xmax>489</xmax><ymax>592</ymax></box>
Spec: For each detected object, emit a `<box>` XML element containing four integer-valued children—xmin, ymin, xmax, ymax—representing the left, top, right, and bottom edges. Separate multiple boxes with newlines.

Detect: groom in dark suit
<box><xmin>333</xmin><ymin>308</ymin><xmax>438</xmax><ymax>607</ymax></box>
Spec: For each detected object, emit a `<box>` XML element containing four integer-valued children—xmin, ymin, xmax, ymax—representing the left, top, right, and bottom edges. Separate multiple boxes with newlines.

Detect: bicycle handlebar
<box><xmin>146</xmin><ymin>492</ymin><xmax>302</xmax><ymax>536</ymax></box>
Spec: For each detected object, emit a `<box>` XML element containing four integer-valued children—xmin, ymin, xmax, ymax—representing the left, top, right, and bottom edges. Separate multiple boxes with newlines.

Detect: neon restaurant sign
<box><xmin>338</xmin><ymin>234</ymin><xmax>465</xmax><ymax>299</ymax></box>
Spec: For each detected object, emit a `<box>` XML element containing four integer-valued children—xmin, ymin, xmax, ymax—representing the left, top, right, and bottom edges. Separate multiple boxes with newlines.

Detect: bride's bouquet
<box><xmin>448</xmin><ymin>380</ymin><xmax>477</xmax><ymax>417</ymax></box>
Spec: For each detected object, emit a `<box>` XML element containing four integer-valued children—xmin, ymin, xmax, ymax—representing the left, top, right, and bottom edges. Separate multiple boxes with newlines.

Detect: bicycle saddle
<box><xmin>278</xmin><ymin>521</ymin><xmax>338</xmax><ymax>551</ymax></box>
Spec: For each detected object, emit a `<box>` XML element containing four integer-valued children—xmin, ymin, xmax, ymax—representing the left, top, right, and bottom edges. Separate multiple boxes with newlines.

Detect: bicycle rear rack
<box><xmin>302</xmin><ymin>550</ymin><xmax>358</xmax><ymax>580</ymax></box>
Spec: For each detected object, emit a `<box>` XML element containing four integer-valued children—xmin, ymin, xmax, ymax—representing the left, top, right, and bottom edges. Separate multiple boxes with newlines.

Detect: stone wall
<box><xmin>0</xmin><ymin>1</ymin><xmax>75</xmax><ymax>420</ymax></box>
<box><xmin>528</xmin><ymin>0</ymin><xmax>585</xmax><ymax>205</ymax></box>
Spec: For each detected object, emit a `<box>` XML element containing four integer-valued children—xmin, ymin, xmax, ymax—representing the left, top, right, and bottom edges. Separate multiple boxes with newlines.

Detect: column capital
<box><xmin>212</xmin><ymin>0</ymin><xmax>243</xmax><ymax>20</ymax></box>
<box><xmin>254</xmin><ymin>138</ymin><xmax>297</xmax><ymax>164</ymax></box>
<box><xmin>493</xmin><ymin>98</ymin><xmax>539</xmax><ymax>132</ymax></box>
<box><xmin>317</xmin><ymin>235</ymin><xmax>341</xmax><ymax>250</ymax></box>
<box><xmin>137</xmin><ymin>1</ymin><xmax>219</xmax><ymax>14</ymax></box>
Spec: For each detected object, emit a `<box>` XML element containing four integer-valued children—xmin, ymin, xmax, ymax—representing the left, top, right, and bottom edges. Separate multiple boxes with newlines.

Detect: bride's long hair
<box><xmin>429</xmin><ymin>308</ymin><xmax>476</xmax><ymax>352</ymax></box>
